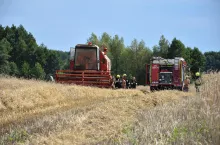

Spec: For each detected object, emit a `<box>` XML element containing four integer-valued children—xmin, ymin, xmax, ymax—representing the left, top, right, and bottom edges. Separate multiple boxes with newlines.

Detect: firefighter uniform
<box><xmin>122</xmin><ymin>74</ymin><xmax>130</xmax><ymax>89</ymax></box>
<box><xmin>115</xmin><ymin>75</ymin><xmax>122</xmax><ymax>88</ymax></box>
<box><xmin>130</xmin><ymin>77</ymin><xmax>137</xmax><ymax>89</ymax></box>
<box><xmin>195</xmin><ymin>72</ymin><xmax>202</xmax><ymax>92</ymax></box>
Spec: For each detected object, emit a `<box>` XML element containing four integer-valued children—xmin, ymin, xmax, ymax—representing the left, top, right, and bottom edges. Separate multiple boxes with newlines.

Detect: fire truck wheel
<box><xmin>150</xmin><ymin>86</ymin><xmax>155</xmax><ymax>91</ymax></box>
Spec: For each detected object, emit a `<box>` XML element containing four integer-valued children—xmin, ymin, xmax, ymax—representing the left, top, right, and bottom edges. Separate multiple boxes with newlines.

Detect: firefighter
<box><xmin>115</xmin><ymin>74</ymin><xmax>122</xmax><ymax>88</ymax></box>
<box><xmin>183</xmin><ymin>75</ymin><xmax>190</xmax><ymax>92</ymax></box>
<box><xmin>111</xmin><ymin>76</ymin><xmax>116</xmax><ymax>89</ymax></box>
<box><xmin>195</xmin><ymin>72</ymin><xmax>202</xmax><ymax>92</ymax></box>
<box><xmin>130</xmin><ymin>77</ymin><xmax>137</xmax><ymax>89</ymax></box>
<box><xmin>121</xmin><ymin>74</ymin><xmax>126</xmax><ymax>89</ymax></box>
<box><xmin>122</xmin><ymin>74</ymin><xmax>130</xmax><ymax>89</ymax></box>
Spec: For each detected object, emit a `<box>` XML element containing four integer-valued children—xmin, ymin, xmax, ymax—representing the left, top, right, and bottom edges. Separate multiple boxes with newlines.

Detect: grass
<box><xmin>116</xmin><ymin>73</ymin><xmax>220</xmax><ymax>145</ymax></box>
<box><xmin>0</xmin><ymin>73</ymin><xmax>219</xmax><ymax>144</ymax></box>
<box><xmin>1</xmin><ymin>129</ymin><xmax>29</xmax><ymax>144</ymax></box>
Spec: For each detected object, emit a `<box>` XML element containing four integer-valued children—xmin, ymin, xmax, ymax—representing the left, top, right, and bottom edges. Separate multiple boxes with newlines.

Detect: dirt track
<box><xmin>0</xmin><ymin>77</ymin><xmax>195</xmax><ymax>145</ymax></box>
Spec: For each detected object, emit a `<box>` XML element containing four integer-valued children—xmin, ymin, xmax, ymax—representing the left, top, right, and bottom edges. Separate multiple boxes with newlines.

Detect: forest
<box><xmin>0</xmin><ymin>24</ymin><xmax>219</xmax><ymax>85</ymax></box>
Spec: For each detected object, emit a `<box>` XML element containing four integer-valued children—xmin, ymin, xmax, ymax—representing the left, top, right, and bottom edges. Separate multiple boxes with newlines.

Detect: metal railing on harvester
<box><xmin>55</xmin><ymin>70</ymin><xmax>112</xmax><ymax>88</ymax></box>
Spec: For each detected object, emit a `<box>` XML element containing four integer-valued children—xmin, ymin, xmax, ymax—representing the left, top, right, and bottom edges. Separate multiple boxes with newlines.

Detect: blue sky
<box><xmin>0</xmin><ymin>0</ymin><xmax>220</xmax><ymax>53</ymax></box>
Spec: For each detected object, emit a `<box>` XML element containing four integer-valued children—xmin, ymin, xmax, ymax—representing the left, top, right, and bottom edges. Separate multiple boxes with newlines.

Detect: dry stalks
<box><xmin>0</xmin><ymin>74</ymin><xmax>209</xmax><ymax>145</ymax></box>
<box><xmin>120</xmin><ymin>73</ymin><xmax>220</xmax><ymax>145</ymax></box>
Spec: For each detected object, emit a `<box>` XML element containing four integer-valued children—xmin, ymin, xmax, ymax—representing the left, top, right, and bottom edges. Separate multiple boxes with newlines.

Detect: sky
<box><xmin>0</xmin><ymin>0</ymin><xmax>220</xmax><ymax>53</ymax></box>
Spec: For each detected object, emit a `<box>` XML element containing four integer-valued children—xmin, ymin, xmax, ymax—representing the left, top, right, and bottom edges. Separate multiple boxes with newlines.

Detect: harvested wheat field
<box><xmin>0</xmin><ymin>73</ymin><xmax>219</xmax><ymax>145</ymax></box>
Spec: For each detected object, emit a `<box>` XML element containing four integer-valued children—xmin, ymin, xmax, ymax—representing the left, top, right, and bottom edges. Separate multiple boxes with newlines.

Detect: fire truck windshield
<box><xmin>74</xmin><ymin>47</ymin><xmax>97</xmax><ymax>70</ymax></box>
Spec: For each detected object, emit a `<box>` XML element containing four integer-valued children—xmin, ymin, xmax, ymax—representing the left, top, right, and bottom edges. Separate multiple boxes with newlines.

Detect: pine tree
<box><xmin>158</xmin><ymin>35</ymin><xmax>169</xmax><ymax>58</ymax></box>
<box><xmin>9</xmin><ymin>62</ymin><xmax>19</xmax><ymax>76</ymax></box>
<box><xmin>190</xmin><ymin>47</ymin><xmax>206</xmax><ymax>76</ymax></box>
<box><xmin>22</xmin><ymin>62</ymin><xmax>31</xmax><ymax>78</ymax></box>
<box><xmin>0</xmin><ymin>38</ymin><xmax>11</xmax><ymax>74</ymax></box>
<box><xmin>168</xmin><ymin>38</ymin><xmax>185</xmax><ymax>58</ymax></box>
<box><xmin>32</xmin><ymin>62</ymin><xmax>45</xmax><ymax>79</ymax></box>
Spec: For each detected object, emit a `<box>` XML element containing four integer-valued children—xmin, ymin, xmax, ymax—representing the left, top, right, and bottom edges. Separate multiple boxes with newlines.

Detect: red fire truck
<box><xmin>146</xmin><ymin>57</ymin><xmax>187</xmax><ymax>91</ymax></box>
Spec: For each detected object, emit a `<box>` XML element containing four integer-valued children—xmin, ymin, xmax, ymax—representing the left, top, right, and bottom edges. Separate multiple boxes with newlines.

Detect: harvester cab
<box><xmin>55</xmin><ymin>42</ymin><xmax>113</xmax><ymax>88</ymax></box>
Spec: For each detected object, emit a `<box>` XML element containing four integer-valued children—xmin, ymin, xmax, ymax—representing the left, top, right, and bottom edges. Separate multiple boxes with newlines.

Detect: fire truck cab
<box><xmin>146</xmin><ymin>57</ymin><xmax>187</xmax><ymax>91</ymax></box>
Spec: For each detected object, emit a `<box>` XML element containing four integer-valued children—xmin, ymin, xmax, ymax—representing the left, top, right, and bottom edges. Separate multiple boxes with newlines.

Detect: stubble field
<box><xmin>0</xmin><ymin>73</ymin><xmax>219</xmax><ymax>145</ymax></box>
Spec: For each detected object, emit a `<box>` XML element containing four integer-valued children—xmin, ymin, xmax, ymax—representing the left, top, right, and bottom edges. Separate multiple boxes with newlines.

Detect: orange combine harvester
<box><xmin>55</xmin><ymin>42</ymin><xmax>113</xmax><ymax>88</ymax></box>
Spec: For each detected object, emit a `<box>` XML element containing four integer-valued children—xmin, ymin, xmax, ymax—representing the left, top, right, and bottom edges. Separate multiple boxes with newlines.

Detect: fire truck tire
<box><xmin>150</xmin><ymin>86</ymin><xmax>157</xmax><ymax>91</ymax></box>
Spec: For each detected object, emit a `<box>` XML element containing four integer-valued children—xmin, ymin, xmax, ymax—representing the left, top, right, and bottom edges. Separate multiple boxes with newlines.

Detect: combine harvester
<box><xmin>146</xmin><ymin>57</ymin><xmax>187</xmax><ymax>91</ymax></box>
<box><xmin>55</xmin><ymin>42</ymin><xmax>113</xmax><ymax>88</ymax></box>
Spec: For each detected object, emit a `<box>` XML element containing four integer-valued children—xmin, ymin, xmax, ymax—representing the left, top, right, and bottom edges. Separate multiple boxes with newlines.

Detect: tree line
<box><xmin>0</xmin><ymin>24</ymin><xmax>69</xmax><ymax>80</ymax></box>
<box><xmin>0</xmin><ymin>24</ymin><xmax>219</xmax><ymax>84</ymax></box>
<box><xmin>86</xmin><ymin>33</ymin><xmax>219</xmax><ymax>84</ymax></box>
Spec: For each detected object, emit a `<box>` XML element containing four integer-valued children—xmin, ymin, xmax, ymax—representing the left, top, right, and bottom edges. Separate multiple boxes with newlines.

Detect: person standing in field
<box><xmin>130</xmin><ymin>77</ymin><xmax>137</xmax><ymax>89</ymax></box>
<box><xmin>115</xmin><ymin>75</ymin><xmax>121</xmax><ymax>88</ymax></box>
<box><xmin>111</xmin><ymin>76</ymin><xmax>115</xmax><ymax>89</ymax></box>
<box><xmin>183</xmin><ymin>76</ymin><xmax>190</xmax><ymax>92</ymax></box>
<box><xmin>195</xmin><ymin>72</ymin><xmax>202</xmax><ymax>92</ymax></box>
<box><xmin>123</xmin><ymin>74</ymin><xmax>130</xmax><ymax>89</ymax></box>
<box><xmin>122</xmin><ymin>74</ymin><xmax>127</xmax><ymax>89</ymax></box>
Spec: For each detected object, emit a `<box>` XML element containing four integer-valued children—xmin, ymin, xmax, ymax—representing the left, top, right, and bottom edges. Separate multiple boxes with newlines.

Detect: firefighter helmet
<box><xmin>123</xmin><ymin>74</ymin><xmax>127</xmax><ymax>77</ymax></box>
<box><xmin>116</xmin><ymin>75</ymin><xmax>120</xmax><ymax>78</ymax></box>
<box><xmin>195</xmin><ymin>72</ymin><xmax>200</xmax><ymax>76</ymax></box>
